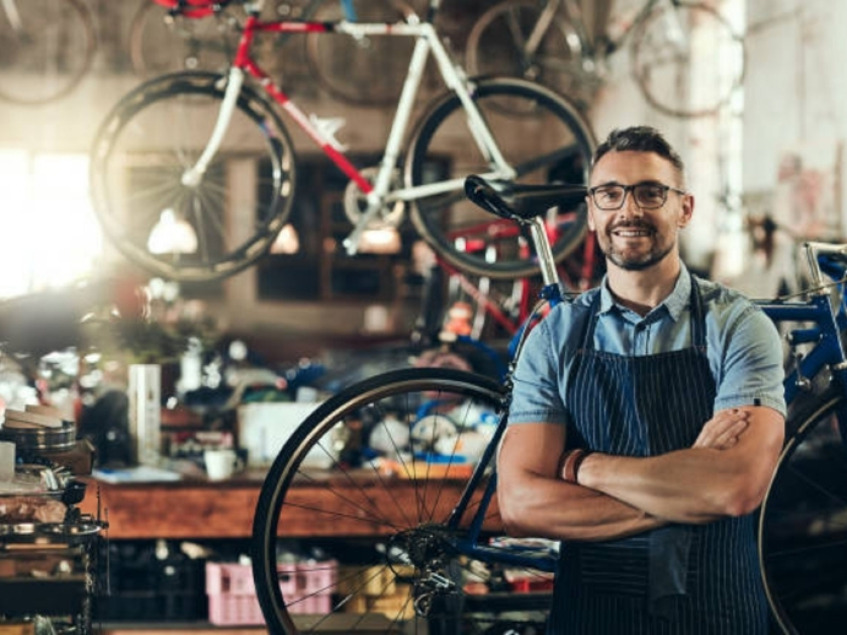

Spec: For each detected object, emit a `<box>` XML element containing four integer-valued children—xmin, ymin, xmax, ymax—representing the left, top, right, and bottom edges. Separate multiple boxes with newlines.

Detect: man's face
<box><xmin>587</xmin><ymin>150</ymin><xmax>693</xmax><ymax>271</ymax></box>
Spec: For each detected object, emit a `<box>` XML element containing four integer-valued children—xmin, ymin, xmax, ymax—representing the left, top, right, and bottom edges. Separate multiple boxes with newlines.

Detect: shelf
<box><xmin>98</xmin><ymin>612</ymin><xmax>396</xmax><ymax>633</ymax></box>
<box><xmin>79</xmin><ymin>470</ymin><xmax>502</xmax><ymax>540</ymax></box>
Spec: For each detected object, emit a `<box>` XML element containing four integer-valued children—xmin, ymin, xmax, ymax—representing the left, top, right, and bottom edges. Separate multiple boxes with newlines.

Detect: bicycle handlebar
<box><xmin>464</xmin><ymin>175</ymin><xmax>587</xmax><ymax>224</ymax></box>
<box><xmin>804</xmin><ymin>241</ymin><xmax>847</xmax><ymax>290</ymax></box>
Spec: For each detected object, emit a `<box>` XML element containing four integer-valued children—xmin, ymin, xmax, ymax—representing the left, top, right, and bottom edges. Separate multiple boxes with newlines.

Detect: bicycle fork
<box><xmin>181</xmin><ymin>66</ymin><xmax>245</xmax><ymax>188</ymax></box>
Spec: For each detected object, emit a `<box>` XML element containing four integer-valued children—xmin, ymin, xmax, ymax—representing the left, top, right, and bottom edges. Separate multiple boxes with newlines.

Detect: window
<box><xmin>0</xmin><ymin>151</ymin><xmax>102</xmax><ymax>298</ymax></box>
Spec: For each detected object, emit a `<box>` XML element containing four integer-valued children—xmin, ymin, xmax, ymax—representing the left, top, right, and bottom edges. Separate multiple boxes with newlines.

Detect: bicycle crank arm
<box><xmin>342</xmin><ymin>198</ymin><xmax>386</xmax><ymax>255</ymax></box>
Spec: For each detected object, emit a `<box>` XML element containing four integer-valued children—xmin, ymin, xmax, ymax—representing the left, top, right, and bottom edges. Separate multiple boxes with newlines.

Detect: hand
<box><xmin>692</xmin><ymin>409</ymin><xmax>749</xmax><ymax>450</ymax></box>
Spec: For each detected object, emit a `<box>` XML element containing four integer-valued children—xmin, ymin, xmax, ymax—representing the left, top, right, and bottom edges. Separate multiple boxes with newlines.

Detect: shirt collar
<box><xmin>598</xmin><ymin>263</ymin><xmax>690</xmax><ymax>322</ymax></box>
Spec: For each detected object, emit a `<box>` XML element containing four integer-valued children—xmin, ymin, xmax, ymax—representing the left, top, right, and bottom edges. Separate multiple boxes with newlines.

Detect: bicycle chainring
<box><xmin>343</xmin><ymin>166</ymin><xmax>406</xmax><ymax>229</ymax></box>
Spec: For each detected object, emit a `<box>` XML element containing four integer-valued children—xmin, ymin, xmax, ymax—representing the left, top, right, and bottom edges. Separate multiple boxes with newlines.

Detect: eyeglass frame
<box><xmin>587</xmin><ymin>181</ymin><xmax>688</xmax><ymax>211</ymax></box>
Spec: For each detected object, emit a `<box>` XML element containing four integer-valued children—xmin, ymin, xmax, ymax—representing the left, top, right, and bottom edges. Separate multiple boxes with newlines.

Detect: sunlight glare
<box><xmin>0</xmin><ymin>151</ymin><xmax>103</xmax><ymax>299</ymax></box>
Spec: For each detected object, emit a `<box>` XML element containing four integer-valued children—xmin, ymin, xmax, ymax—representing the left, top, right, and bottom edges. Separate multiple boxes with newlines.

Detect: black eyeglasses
<box><xmin>588</xmin><ymin>182</ymin><xmax>687</xmax><ymax>211</ymax></box>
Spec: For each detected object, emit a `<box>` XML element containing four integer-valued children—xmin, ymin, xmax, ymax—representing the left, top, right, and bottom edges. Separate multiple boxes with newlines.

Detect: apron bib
<box><xmin>546</xmin><ymin>276</ymin><xmax>769</xmax><ymax>635</ymax></box>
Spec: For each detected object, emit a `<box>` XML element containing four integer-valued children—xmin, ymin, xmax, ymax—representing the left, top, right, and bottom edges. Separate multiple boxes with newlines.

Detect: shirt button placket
<box><xmin>634</xmin><ymin>321</ymin><xmax>647</xmax><ymax>355</ymax></box>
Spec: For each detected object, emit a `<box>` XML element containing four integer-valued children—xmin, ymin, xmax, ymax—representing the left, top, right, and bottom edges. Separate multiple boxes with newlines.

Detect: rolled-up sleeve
<box><xmin>509</xmin><ymin>317</ymin><xmax>570</xmax><ymax>426</ymax></box>
<box><xmin>714</xmin><ymin>305</ymin><xmax>787</xmax><ymax>416</ymax></box>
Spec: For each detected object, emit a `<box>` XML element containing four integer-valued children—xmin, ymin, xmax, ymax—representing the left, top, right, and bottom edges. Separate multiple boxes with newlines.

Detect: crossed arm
<box><xmin>496</xmin><ymin>406</ymin><xmax>784</xmax><ymax>542</ymax></box>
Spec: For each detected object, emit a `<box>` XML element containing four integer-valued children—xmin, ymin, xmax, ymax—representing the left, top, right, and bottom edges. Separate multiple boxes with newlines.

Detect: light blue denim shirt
<box><xmin>509</xmin><ymin>264</ymin><xmax>787</xmax><ymax>426</ymax></box>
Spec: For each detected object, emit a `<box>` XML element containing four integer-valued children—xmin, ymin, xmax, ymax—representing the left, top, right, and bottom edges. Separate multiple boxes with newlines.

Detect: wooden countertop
<box><xmin>79</xmin><ymin>469</ymin><xmax>500</xmax><ymax>540</ymax></box>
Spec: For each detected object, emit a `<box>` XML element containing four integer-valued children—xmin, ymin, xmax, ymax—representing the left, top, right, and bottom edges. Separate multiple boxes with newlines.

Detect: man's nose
<box><xmin>619</xmin><ymin>191</ymin><xmax>644</xmax><ymax>217</ymax></box>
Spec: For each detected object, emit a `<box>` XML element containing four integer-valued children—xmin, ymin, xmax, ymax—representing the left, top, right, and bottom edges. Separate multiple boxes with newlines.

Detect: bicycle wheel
<box><xmin>304</xmin><ymin>0</ymin><xmax>423</xmax><ymax>107</ymax></box>
<box><xmin>465</xmin><ymin>0</ymin><xmax>592</xmax><ymax>106</ymax></box>
<box><xmin>0</xmin><ymin>0</ymin><xmax>95</xmax><ymax>105</ymax></box>
<box><xmin>630</xmin><ymin>1</ymin><xmax>744</xmax><ymax>118</ymax></box>
<box><xmin>759</xmin><ymin>386</ymin><xmax>847</xmax><ymax>634</ymax></box>
<box><xmin>252</xmin><ymin>367</ymin><xmax>553</xmax><ymax>634</ymax></box>
<box><xmin>406</xmin><ymin>78</ymin><xmax>596</xmax><ymax>280</ymax></box>
<box><xmin>89</xmin><ymin>71</ymin><xmax>296</xmax><ymax>282</ymax></box>
<box><xmin>128</xmin><ymin>0</ymin><xmax>239</xmax><ymax>78</ymax></box>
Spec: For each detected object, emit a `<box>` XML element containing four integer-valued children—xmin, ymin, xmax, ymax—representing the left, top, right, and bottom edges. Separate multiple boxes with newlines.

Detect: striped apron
<box><xmin>546</xmin><ymin>277</ymin><xmax>769</xmax><ymax>634</ymax></box>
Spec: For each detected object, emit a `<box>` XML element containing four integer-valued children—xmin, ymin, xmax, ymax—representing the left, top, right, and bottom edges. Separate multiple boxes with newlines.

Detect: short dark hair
<box><xmin>592</xmin><ymin>126</ymin><xmax>685</xmax><ymax>177</ymax></box>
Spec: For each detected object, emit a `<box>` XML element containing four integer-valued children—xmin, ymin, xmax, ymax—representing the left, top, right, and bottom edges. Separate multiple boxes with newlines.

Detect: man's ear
<box><xmin>678</xmin><ymin>193</ymin><xmax>695</xmax><ymax>227</ymax></box>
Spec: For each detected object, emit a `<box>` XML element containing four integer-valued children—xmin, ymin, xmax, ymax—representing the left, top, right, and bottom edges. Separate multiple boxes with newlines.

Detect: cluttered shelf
<box><xmin>79</xmin><ymin>468</ymin><xmax>500</xmax><ymax>540</ymax></box>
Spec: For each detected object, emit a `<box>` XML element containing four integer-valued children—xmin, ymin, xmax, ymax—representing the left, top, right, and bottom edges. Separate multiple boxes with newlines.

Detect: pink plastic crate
<box><xmin>205</xmin><ymin>560</ymin><xmax>338</xmax><ymax>625</ymax></box>
<box><xmin>205</xmin><ymin>562</ymin><xmax>256</xmax><ymax>596</ymax></box>
<box><xmin>208</xmin><ymin>592</ymin><xmax>265</xmax><ymax>626</ymax></box>
<box><xmin>298</xmin><ymin>560</ymin><xmax>338</xmax><ymax>596</ymax></box>
<box><xmin>277</xmin><ymin>562</ymin><xmax>300</xmax><ymax>598</ymax></box>
<box><xmin>288</xmin><ymin>593</ymin><xmax>332</xmax><ymax>615</ymax></box>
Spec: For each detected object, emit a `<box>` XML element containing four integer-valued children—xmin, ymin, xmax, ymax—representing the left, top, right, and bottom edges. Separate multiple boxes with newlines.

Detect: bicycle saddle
<box><xmin>464</xmin><ymin>175</ymin><xmax>587</xmax><ymax>223</ymax></box>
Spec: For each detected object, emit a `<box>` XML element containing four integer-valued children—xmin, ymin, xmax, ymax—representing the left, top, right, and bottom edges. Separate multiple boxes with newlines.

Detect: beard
<box><xmin>599</xmin><ymin>221</ymin><xmax>675</xmax><ymax>271</ymax></box>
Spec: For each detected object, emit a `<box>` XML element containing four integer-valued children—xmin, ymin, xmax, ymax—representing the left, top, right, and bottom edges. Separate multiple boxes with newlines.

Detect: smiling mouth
<box><xmin>611</xmin><ymin>228</ymin><xmax>653</xmax><ymax>238</ymax></box>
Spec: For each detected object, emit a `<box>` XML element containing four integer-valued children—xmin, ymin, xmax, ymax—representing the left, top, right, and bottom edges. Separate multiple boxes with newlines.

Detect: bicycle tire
<box><xmin>465</xmin><ymin>0</ymin><xmax>591</xmax><ymax>106</ymax></box>
<box><xmin>304</xmin><ymin>0</ymin><xmax>424</xmax><ymax>107</ymax></box>
<box><xmin>758</xmin><ymin>386</ymin><xmax>847</xmax><ymax>634</ymax></box>
<box><xmin>406</xmin><ymin>77</ymin><xmax>596</xmax><ymax>280</ymax></box>
<box><xmin>630</xmin><ymin>1</ymin><xmax>745</xmax><ymax>118</ymax></box>
<box><xmin>128</xmin><ymin>0</ymin><xmax>239</xmax><ymax>78</ymax></box>
<box><xmin>0</xmin><ymin>0</ymin><xmax>96</xmax><ymax>105</ymax></box>
<box><xmin>89</xmin><ymin>71</ymin><xmax>296</xmax><ymax>283</ymax></box>
<box><xmin>252</xmin><ymin>367</ymin><xmax>552</xmax><ymax>634</ymax></box>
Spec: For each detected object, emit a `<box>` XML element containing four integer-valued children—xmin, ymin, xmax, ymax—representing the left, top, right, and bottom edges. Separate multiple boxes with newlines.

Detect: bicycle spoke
<box><xmin>90</xmin><ymin>72</ymin><xmax>294</xmax><ymax>281</ymax></box>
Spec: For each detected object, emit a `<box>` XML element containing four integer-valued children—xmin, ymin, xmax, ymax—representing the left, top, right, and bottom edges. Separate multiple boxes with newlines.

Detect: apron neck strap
<box><xmin>581</xmin><ymin>272</ymin><xmax>706</xmax><ymax>350</ymax></box>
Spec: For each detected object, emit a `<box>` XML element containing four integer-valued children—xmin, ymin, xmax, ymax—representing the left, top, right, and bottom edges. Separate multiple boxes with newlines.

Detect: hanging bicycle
<box><xmin>90</xmin><ymin>0</ymin><xmax>596</xmax><ymax>283</ymax></box>
<box><xmin>465</xmin><ymin>0</ymin><xmax>745</xmax><ymax>118</ymax></box>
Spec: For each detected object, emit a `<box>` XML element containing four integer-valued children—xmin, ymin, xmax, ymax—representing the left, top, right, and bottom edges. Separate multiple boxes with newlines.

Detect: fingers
<box><xmin>711</xmin><ymin>418</ymin><xmax>748</xmax><ymax>450</ymax></box>
<box><xmin>693</xmin><ymin>409</ymin><xmax>750</xmax><ymax>450</ymax></box>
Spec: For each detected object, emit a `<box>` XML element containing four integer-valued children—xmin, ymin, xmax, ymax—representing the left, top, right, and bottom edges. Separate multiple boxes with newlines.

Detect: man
<box><xmin>497</xmin><ymin>126</ymin><xmax>785</xmax><ymax>634</ymax></box>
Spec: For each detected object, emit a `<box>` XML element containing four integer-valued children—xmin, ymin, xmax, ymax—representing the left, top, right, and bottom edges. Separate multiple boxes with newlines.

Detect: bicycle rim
<box><xmin>465</xmin><ymin>0</ymin><xmax>590</xmax><ymax>106</ymax></box>
<box><xmin>631</xmin><ymin>1</ymin><xmax>744</xmax><ymax>118</ymax></box>
<box><xmin>406</xmin><ymin>78</ymin><xmax>596</xmax><ymax>280</ymax></box>
<box><xmin>0</xmin><ymin>0</ymin><xmax>95</xmax><ymax>105</ymax></box>
<box><xmin>759</xmin><ymin>388</ymin><xmax>847</xmax><ymax>634</ymax></box>
<box><xmin>252</xmin><ymin>367</ymin><xmax>553</xmax><ymax>634</ymax></box>
<box><xmin>128</xmin><ymin>2</ymin><xmax>239</xmax><ymax>78</ymax></box>
<box><xmin>89</xmin><ymin>71</ymin><xmax>296</xmax><ymax>283</ymax></box>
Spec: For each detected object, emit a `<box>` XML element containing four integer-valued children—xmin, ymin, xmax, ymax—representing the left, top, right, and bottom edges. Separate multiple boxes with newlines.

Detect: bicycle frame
<box><xmin>181</xmin><ymin>0</ymin><xmax>517</xmax><ymax>255</ymax></box>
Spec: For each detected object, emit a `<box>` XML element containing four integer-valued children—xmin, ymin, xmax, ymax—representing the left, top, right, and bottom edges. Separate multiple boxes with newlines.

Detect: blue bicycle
<box><xmin>252</xmin><ymin>176</ymin><xmax>847</xmax><ymax>634</ymax></box>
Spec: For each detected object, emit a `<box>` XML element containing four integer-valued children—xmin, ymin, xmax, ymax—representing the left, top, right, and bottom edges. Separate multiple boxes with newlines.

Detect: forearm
<box><xmin>498</xmin><ymin>471</ymin><xmax>667</xmax><ymax>542</ymax></box>
<box><xmin>578</xmin><ymin>447</ymin><xmax>762</xmax><ymax>523</ymax></box>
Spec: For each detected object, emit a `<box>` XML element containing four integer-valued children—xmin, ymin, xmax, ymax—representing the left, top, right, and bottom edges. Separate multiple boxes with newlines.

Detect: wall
<box><xmin>717</xmin><ymin>0</ymin><xmax>845</xmax><ymax>295</ymax></box>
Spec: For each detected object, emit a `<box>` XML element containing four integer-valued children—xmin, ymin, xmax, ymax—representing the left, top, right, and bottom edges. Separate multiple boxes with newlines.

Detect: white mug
<box><xmin>204</xmin><ymin>449</ymin><xmax>242</xmax><ymax>481</ymax></box>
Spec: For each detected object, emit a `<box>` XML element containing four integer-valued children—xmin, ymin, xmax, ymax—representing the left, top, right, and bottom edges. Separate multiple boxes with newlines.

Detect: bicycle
<box><xmin>465</xmin><ymin>0</ymin><xmax>746</xmax><ymax>118</ymax></box>
<box><xmin>90</xmin><ymin>0</ymin><xmax>596</xmax><ymax>284</ymax></box>
<box><xmin>128</xmin><ymin>0</ymin><xmax>426</xmax><ymax>107</ymax></box>
<box><xmin>415</xmin><ymin>231</ymin><xmax>602</xmax><ymax>345</ymax></box>
<box><xmin>0</xmin><ymin>0</ymin><xmax>96</xmax><ymax>105</ymax></box>
<box><xmin>251</xmin><ymin>174</ymin><xmax>847</xmax><ymax>634</ymax></box>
